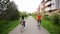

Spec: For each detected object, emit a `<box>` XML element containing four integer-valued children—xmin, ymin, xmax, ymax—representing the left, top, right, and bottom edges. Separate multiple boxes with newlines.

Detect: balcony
<box><xmin>45</xmin><ymin>1</ymin><xmax>51</xmax><ymax>6</ymax></box>
<box><xmin>44</xmin><ymin>0</ymin><xmax>48</xmax><ymax>2</ymax></box>
<box><xmin>44</xmin><ymin>0</ymin><xmax>51</xmax><ymax>2</ymax></box>
<box><xmin>45</xmin><ymin>7</ymin><xmax>51</xmax><ymax>12</ymax></box>
<box><xmin>45</xmin><ymin>4</ymin><xmax>51</xmax><ymax>9</ymax></box>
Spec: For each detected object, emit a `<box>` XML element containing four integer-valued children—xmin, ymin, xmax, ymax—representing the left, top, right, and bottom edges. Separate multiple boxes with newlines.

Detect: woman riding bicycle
<box><xmin>20</xmin><ymin>15</ymin><xmax>25</xmax><ymax>32</ymax></box>
<box><xmin>21</xmin><ymin>15</ymin><xmax>25</xmax><ymax>27</ymax></box>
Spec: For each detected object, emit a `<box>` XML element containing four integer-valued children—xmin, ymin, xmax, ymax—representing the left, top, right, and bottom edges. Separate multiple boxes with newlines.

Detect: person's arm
<box><xmin>41</xmin><ymin>15</ymin><xmax>42</xmax><ymax>20</ymax></box>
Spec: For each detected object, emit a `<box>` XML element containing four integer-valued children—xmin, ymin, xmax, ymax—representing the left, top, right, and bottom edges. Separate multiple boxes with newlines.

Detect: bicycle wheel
<box><xmin>38</xmin><ymin>23</ymin><xmax>40</xmax><ymax>30</ymax></box>
<box><xmin>21</xmin><ymin>25</ymin><xmax>24</xmax><ymax>32</ymax></box>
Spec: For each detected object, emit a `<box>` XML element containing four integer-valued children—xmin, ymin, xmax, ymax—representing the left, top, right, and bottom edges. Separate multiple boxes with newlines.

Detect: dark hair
<box><xmin>22</xmin><ymin>15</ymin><xmax>24</xmax><ymax>19</ymax></box>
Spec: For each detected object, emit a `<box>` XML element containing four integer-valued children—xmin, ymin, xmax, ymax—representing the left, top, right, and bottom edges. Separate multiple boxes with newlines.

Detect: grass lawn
<box><xmin>32</xmin><ymin>15</ymin><xmax>60</xmax><ymax>34</ymax></box>
<box><xmin>42</xmin><ymin>19</ymin><xmax>60</xmax><ymax>34</ymax></box>
<box><xmin>0</xmin><ymin>19</ymin><xmax>20</xmax><ymax>34</ymax></box>
<box><xmin>32</xmin><ymin>14</ymin><xmax>37</xmax><ymax>20</ymax></box>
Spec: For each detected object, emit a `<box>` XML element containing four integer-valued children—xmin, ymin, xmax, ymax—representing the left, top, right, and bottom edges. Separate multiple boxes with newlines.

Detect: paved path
<box><xmin>9</xmin><ymin>16</ymin><xmax>49</xmax><ymax>34</ymax></box>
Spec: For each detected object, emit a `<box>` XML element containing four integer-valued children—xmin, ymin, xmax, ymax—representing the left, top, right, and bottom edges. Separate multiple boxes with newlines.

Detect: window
<box><xmin>48</xmin><ymin>0</ymin><xmax>51</xmax><ymax>1</ymax></box>
<box><xmin>49</xmin><ymin>10</ymin><xmax>52</xmax><ymax>12</ymax></box>
<box><xmin>47</xmin><ymin>4</ymin><xmax>51</xmax><ymax>7</ymax></box>
<box><xmin>51</xmin><ymin>3</ymin><xmax>54</xmax><ymax>5</ymax></box>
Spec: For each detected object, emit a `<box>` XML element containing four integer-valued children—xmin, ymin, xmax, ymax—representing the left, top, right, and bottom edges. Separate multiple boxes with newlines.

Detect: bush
<box><xmin>43</xmin><ymin>14</ymin><xmax>50</xmax><ymax>20</ymax></box>
<box><xmin>51</xmin><ymin>14</ymin><xmax>60</xmax><ymax>25</ymax></box>
<box><xmin>0</xmin><ymin>19</ymin><xmax>20</xmax><ymax>34</ymax></box>
<box><xmin>42</xmin><ymin>14</ymin><xmax>60</xmax><ymax>34</ymax></box>
<box><xmin>43</xmin><ymin>14</ymin><xmax>60</xmax><ymax>25</ymax></box>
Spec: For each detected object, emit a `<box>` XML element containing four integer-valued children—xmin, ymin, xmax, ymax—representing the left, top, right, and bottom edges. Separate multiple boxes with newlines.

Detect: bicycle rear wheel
<box><xmin>37</xmin><ymin>22</ymin><xmax>40</xmax><ymax>30</ymax></box>
<box><xmin>21</xmin><ymin>25</ymin><xmax>24</xmax><ymax>32</ymax></box>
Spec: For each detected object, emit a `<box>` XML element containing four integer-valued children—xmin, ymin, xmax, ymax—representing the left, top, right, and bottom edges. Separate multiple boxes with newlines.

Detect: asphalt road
<box><xmin>9</xmin><ymin>16</ymin><xmax>49</xmax><ymax>34</ymax></box>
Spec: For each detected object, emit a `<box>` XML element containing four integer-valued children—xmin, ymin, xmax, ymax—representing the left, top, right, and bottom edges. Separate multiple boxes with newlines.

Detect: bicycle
<box><xmin>37</xmin><ymin>20</ymin><xmax>41</xmax><ymax>30</ymax></box>
<box><xmin>20</xmin><ymin>20</ymin><xmax>25</xmax><ymax>32</ymax></box>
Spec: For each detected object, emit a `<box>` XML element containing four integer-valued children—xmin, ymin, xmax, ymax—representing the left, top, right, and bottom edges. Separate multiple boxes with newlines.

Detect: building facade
<box><xmin>51</xmin><ymin>0</ymin><xmax>60</xmax><ymax>10</ymax></box>
<box><xmin>40</xmin><ymin>0</ymin><xmax>60</xmax><ymax>15</ymax></box>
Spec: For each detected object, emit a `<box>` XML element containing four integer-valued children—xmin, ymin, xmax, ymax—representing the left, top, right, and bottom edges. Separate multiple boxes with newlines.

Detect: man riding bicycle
<box><xmin>37</xmin><ymin>13</ymin><xmax>41</xmax><ymax>23</ymax></box>
<box><xmin>37</xmin><ymin>13</ymin><xmax>42</xmax><ymax>29</ymax></box>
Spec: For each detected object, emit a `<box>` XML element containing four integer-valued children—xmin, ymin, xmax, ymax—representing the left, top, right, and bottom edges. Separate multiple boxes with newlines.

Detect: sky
<box><xmin>10</xmin><ymin>0</ymin><xmax>42</xmax><ymax>13</ymax></box>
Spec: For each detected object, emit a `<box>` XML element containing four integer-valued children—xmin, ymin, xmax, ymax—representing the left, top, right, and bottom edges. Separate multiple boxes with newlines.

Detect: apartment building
<box><xmin>37</xmin><ymin>5</ymin><xmax>40</xmax><ymax>14</ymax></box>
<box><xmin>45</xmin><ymin>0</ymin><xmax>51</xmax><ymax>12</ymax></box>
<box><xmin>41</xmin><ymin>0</ymin><xmax>60</xmax><ymax>15</ymax></box>
<box><xmin>40</xmin><ymin>0</ymin><xmax>45</xmax><ymax>14</ymax></box>
<box><xmin>51</xmin><ymin>0</ymin><xmax>60</xmax><ymax>10</ymax></box>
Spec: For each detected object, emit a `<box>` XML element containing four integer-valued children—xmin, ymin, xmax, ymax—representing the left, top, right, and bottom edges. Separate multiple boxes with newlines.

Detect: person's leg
<box><xmin>37</xmin><ymin>20</ymin><xmax>40</xmax><ymax>27</ymax></box>
<box><xmin>37</xmin><ymin>20</ymin><xmax>39</xmax><ymax>26</ymax></box>
<box><xmin>40</xmin><ymin>20</ymin><xmax>41</xmax><ymax>23</ymax></box>
<box><xmin>24</xmin><ymin>24</ymin><xmax>25</xmax><ymax>27</ymax></box>
<box><xmin>23</xmin><ymin>21</ymin><xmax>25</xmax><ymax>27</ymax></box>
<box><xmin>38</xmin><ymin>20</ymin><xmax>40</xmax><ymax>30</ymax></box>
<box><xmin>40</xmin><ymin>20</ymin><xmax>41</xmax><ymax>27</ymax></box>
<box><xmin>38</xmin><ymin>20</ymin><xmax>39</xmax><ymax>23</ymax></box>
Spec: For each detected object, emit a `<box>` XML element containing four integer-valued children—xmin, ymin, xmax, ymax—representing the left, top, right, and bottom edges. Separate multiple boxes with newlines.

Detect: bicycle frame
<box><xmin>20</xmin><ymin>20</ymin><xmax>25</xmax><ymax>32</ymax></box>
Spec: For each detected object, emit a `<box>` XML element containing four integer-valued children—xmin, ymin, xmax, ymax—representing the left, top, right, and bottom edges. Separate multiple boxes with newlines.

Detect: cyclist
<box><xmin>37</xmin><ymin>13</ymin><xmax>42</xmax><ymax>29</ymax></box>
<box><xmin>21</xmin><ymin>15</ymin><xmax>25</xmax><ymax>32</ymax></box>
<box><xmin>21</xmin><ymin>15</ymin><xmax>25</xmax><ymax>27</ymax></box>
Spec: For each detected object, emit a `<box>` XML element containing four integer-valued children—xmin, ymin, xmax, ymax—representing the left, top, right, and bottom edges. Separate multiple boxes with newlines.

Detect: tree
<box><xmin>0</xmin><ymin>0</ymin><xmax>10</xmax><ymax>20</ymax></box>
<box><xmin>0</xmin><ymin>1</ymin><xmax>20</xmax><ymax>20</ymax></box>
<box><xmin>5</xmin><ymin>1</ymin><xmax>19</xmax><ymax>20</ymax></box>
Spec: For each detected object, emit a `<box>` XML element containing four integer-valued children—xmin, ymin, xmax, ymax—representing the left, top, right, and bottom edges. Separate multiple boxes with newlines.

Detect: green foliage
<box><xmin>41</xmin><ymin>13</ymin><xmax>60</xmax><ymax>34</ymax></box>
<box><xmin>0</xmin><ymin>1</ymin><xmax>20</xmax><ymax>34</ymax></box>
<box><xmin>50</xmin><ymin>14</ymin><xmax>60</xmax><ymax>25</ymax></box>
<box><xmin>32</xmin><ymin>14</ymin><xmax>60</xmax><ymax>34</ymax></box>
<box><xmin>20</xmin><ymin>12</ymin><xmax>28</xmax><ymax>17</ymax></box>
<box><xmin>32</xmin><ymin>14</ymin><xmax>37</xmax><ymax>20</ymax></box>
<box><xmin>0</xmin><ymin>19</ymin><xmax>20</xmax><ymax>34</ymax></box>
<box><xmin>42</xmin><ymin>18</ymin><xmax>60</xmax><ymax>34</ymax></box>
<box><xmin>0</xmin><ymin>1</ymin><xmax>20</xmax><ymax>20</ymax></box>
<box><xmin>43</xmin><ymin>14</ymin><xmax>50</xmax><ymax>20</ymax></box>
<box><xmin>43</xmin><ymin>14</ymin><xmax>60</xmax><ymax>25</ymax></box>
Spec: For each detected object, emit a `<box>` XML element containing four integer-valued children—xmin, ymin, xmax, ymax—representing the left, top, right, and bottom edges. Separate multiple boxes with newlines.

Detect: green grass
<box><xmin>0</xmin><ymin>19</ymin><xmax>20</xmax><ymax>34</ymax></box>
<box><xmin>32</xmin><ymin>15</ymin><xmax>60</xmax><ymax>34</ymax></box>
<box><xmin>32</xmin><ymin>14</ymin><xmax>37</xmax><ymax>20</ymax></box>
<box><xmin>42</xmin><ymin>19</ymin><xmax>60</xmax><ymax>34</ymax></box>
